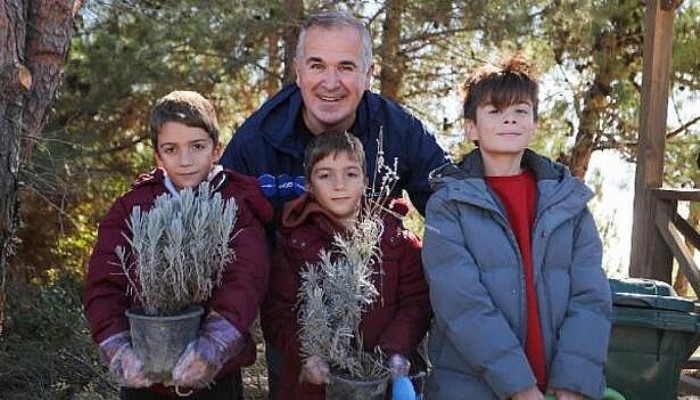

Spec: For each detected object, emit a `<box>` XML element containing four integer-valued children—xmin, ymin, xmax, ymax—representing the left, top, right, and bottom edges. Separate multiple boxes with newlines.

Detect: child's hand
<box><xmin>299</xmin><ymin>355</ymin><xmax>330</xmax><ymax>385</ymax></box>
<box><xmin>387</xmin><ymin>353</ymin><xmax>411</xmax><ymax>379</ymax></box>
<box><xmin>171</xmin><ymin>312</ymin><xmax>243</xmax><ymax>388</ymax></box>
<box><xmin>546</xmin><ymin>388</ymin><xmax>583</xmax><ymax>400</ymax></box>
<box><xmin>512</xmin><ymin>386</ymin><xmax>545</xmax><ymax>400</ymax></box>
<box><xmin>99</xmin><ymin>331</ymin><xmax>152</xmax><ymax>388</ymax></box>
<box><xmin>112</xmin><ymin>344</ymin><xmax>153</xmax><ymax>387</ymax></box>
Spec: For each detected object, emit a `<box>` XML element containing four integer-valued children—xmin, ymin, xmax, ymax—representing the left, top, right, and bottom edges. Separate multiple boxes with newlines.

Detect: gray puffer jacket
<box><xmin>422</xmin><ymin>149</ymin><xmax>612</xmax><ymax>400</ymax></box>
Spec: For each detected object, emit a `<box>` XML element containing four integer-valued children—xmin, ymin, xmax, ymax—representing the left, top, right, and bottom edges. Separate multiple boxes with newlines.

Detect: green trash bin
<box><xmin>606</xmin><ymin>278</ymin><xmax>700</xmax><ymax>400</ymax></box>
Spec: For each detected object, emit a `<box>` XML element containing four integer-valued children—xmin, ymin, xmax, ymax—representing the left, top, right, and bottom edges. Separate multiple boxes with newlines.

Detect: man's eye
<box><xmin>347</xmin><ymin>172</ymin><xmax>360</xmax><ymax>178</ymax></box>
<box><xmin>192</xmin><ymin>143</ymin><xmax>206</xmax><ymax>151</ymax></box>
<box><xmin>162</xmin><ymin>147</ymin><xmax>175</xmax><ymax>154</ymax></box>
<box><xmin>309</xmin><ymin>63</ymin><xmax>324</xmax><ymax>71</ymax></box>
<box><xmin>338</xmin><ymin>65</ymin><xmax>355</xmax><ymax>73</ymax></box>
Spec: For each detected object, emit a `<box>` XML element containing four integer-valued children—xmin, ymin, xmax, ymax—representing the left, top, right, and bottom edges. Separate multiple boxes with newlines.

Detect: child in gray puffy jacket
<box><xmin>421</xmin><ymin>55</ymin><xmax>612</xmax><ymax>400</ymax></box>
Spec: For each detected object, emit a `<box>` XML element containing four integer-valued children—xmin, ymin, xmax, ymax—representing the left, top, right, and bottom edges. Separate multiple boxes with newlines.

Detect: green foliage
<box><xmin>0</xmin><ymin>275</ymin><xmax>117</xmax><ymax>399</ymax></box>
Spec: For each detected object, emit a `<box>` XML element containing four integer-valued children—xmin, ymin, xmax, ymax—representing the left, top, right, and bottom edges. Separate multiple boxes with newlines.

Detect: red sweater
<box><xmin>486</xmin><ymin>171</ymin><xmax>547</xmax><ymax>391</ymax></box>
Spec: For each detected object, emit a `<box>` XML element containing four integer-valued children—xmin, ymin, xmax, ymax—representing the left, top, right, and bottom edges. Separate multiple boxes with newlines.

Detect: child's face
<box><xmin>155</xmin><ymin>121</ymin><xmax>222</xmax><ymax>190</ymax></box>
<box><xmin>465</xmin><ymin>101</ymin><xmax>536</xmax><ymax>156</ymax></box>
<box><xmin>307</xmin><ymin>150</ymin><xmax>366</xmax><ymax>222</ymax></box>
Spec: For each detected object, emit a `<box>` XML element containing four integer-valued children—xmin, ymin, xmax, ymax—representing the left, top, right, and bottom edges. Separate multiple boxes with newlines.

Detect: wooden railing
<box><xmin>652</xmin><ymin>188</ymin><xmax>700</xmax><ymax>295</ymax></box>
<box><xmin>652</xmin><ymin>188</ymin><xmax>700</xmax><ymax>392</ymax></box>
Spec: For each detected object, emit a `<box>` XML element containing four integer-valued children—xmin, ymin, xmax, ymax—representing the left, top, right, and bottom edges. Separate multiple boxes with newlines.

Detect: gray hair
<box><xmin>296</xmin><ymin>10</ymin><xmax>373</xmax><ymax>72</ymax></box>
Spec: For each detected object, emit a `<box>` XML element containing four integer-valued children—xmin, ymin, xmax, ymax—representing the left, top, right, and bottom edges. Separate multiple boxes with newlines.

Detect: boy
<box><xmin>260</xmin><ymin>132</ymin><xmax>431</xmax><ymax>399</ymax></box>
<box><xmin>83</xmin><ymin>91</ymin><xmax>272</xmax><ymax>399</ymax></box>
<box><xmin>422</xmin><ymin>56</ymin><xmax>612</xmax><ymax>400</ymax></box>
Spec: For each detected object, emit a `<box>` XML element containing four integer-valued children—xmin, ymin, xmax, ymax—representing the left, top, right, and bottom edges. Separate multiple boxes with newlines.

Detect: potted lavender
<box><xmin>116</xmin><ymin>181</ymin><xmax>237</xmax><ymax>383</ymax></box>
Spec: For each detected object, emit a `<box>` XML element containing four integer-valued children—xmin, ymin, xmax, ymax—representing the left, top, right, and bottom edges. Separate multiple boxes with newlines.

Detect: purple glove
<box><xmin>387</xmin><ymin>353</ymin><xmax>411</xmax><ymax>379</ymax></box>
<box><xmin>300</xmin><ymin>355</ymin><xmax>330</xmax><ymax>385</ymax></box>
<box><xmin>171</xmin><ymin>311</ymin><xmax>244</xmax><ymax>388</ymax></box>
<box><xmin>99</xmin><ymin>331</ymin><xmax>153</xmax><ymax>388</ymax></box>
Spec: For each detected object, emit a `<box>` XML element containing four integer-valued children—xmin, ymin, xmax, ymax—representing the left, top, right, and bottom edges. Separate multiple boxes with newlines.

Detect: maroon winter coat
<box><xmin>261</xmin><ymin>194</ymin><xmax>431</xmax><ymax>400</ymax></box>
<box><xmin>83</xmin><ymin>168</ymin><xmax>272</xmax><ymax>395</ymax></box>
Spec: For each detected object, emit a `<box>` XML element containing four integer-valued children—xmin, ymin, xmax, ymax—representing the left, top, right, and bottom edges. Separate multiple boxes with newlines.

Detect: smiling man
<box><xmin>220</xmin><ymin>9</ymin><xmax>449</xmax><ymax>216</ymax></box>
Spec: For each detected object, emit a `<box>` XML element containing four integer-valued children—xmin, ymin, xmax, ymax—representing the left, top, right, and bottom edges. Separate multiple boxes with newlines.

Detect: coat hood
<box><xmin>428</xmin><ymin>149</ymin><xmax>594</xmax><ymax>225</ymax></box>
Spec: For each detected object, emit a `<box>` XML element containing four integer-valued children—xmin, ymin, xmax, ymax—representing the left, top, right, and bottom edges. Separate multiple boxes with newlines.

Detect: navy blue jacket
<box><xmin>220</xmin><ymin>84</ymin><xmax>449</xmax><ymax>216</ymax></box>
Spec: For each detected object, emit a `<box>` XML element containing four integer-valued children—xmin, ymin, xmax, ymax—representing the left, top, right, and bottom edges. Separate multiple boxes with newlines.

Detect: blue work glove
<box><xmin>99</xmin><ymin>331</ymin><xmax>153</xmax><ymax>388</ymax></box>
<box><xmin>393</xmin><ymin>376</ymin><xmax>417</xmax><ymax>400</ymax></box>
<box><xmin>171</xmin><ymin>311</ymin><xmax>244</xmax><ymax>388</ymax></box>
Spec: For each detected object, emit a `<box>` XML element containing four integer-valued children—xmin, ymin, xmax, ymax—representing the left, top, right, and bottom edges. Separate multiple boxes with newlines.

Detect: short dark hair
<box><xmin>149</xmin><ymin>90</ymin><xmax>219</xmax><ymax>149</ymax></box>
<box><xmin>304</xmin><ymin>131</ymin><xmax>366</xmax><ymax>179</ymax></box>
<box><xmin>461</xmin><ymin>54</ymin><xmax>539</xmax><ymax>122</ymax></box>
<box><xmin>296</xmin><ymin>10</ymin><xmax>373</xmax><ymax>72</ymax></box>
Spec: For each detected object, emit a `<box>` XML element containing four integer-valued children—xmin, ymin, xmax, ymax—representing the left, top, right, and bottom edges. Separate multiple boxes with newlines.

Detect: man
<box><xmin>220</xmin><ymin>10</ymin><xmax>449</xmax><ymax>216</ymax></box>
<box><xmin>220</xmin><ymin>10</ymin><xmax>448</xmax><ymax>398</ymax></box>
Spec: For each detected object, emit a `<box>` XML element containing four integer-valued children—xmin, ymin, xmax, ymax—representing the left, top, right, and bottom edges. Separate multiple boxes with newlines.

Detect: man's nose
<box><xmin>322</xmin><ymin>68</ymin><xmax>341</xmax><ymax>88</ymax></box>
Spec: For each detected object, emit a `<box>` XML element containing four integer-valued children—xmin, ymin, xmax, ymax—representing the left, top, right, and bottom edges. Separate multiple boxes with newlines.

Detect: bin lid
<box><xmin>609</xmin><ymin>278</ymin><xmax>697</xmax><ymax>313</ymax></box>
<box><xmin>609</xmin><ymin>277</ymin><xmax>675</xmax><ymax>296</ymax></box>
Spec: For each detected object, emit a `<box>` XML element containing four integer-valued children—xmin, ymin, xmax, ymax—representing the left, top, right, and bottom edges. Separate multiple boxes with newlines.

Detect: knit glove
<box><xmin>98</xmin><ymin>331</ymin><xmax>153</xmax><ymax>388</ymax></box>
<box><xmin>171</xmin><ymin>312</ymin><xmax>244</xmax><ymax>388</ymax></box>
<box><xmin>299</xmin><ymin>355</ymin><xmax>330</xmax><ymax>385</ymax></box>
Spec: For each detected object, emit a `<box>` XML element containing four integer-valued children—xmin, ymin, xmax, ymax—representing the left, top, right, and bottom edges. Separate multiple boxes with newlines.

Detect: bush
<box><xmin>0</xmin><ymin>274</ymin><xmax>117</xmax><ymax>399</ymax></box>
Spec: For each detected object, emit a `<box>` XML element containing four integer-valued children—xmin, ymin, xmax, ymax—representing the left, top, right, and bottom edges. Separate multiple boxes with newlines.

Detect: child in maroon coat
<box><xmin>261</xmin><ymin>131</ymin><xmax>431</xmax><ymax>399</ymax></box>
<box><xmin>83</xmin><ymin>91</ymin><xmax>272</xmax><ymax>399</ymax></box>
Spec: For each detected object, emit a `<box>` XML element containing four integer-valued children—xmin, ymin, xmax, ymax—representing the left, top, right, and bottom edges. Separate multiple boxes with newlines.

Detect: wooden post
<box><xmin>629</xmin><ymin>0</ymin><xmax>679</xmax><ymax>281</ymax></box>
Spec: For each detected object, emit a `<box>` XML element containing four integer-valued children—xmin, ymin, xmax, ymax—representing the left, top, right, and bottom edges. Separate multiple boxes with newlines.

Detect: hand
<box><xmin>547</xmin><ymin>388</ymin><xmax>584</xmax><ymax>400</ymax></box>
<box><xmin>512</xmin><ymin>386</ymin><xmax>545</xmax><ymax>400</ymax></box>
<box><xmin>299</xmin><ymin>355</ymin><xmax>330</xmax><ymax>385</ymax></box>
<box><xmin>171</xmin><ymin>311</ymin><xmax>244</xmax><ymax>388</ymax></box>
<box><xmin>387</xmin><ymin>353</ymin><xmax>411</xmax><ymax>379</ymax></box>
<box><xmin>98</xmin><ymin>331</ymin><xmax>152</xmax><ymax>388</ymax></box>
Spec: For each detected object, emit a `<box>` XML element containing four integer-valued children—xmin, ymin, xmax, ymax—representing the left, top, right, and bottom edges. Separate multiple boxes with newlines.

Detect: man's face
<box><xmin>295</xmin><ymin>26</ymin><xmax>374</xmax><ymax>135</ymax></box>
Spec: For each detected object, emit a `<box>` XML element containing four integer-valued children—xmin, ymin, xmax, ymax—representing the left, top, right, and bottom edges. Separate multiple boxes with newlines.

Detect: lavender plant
<box><xmin>116</xmin><ymin>181</ymin><xmax>238</xmax><ymax>316</ymax></box>
<box><xmin>297</xmin><ymin>128</ymin><xmax>400</xmax><ymax>380</ymax></box>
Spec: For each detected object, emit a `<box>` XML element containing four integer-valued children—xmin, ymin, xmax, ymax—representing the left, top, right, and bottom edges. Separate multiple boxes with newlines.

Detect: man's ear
<box><xmin>364</xmin><ymin>63</ymin><xmax>375</xmax><ymax>89</ymax></box>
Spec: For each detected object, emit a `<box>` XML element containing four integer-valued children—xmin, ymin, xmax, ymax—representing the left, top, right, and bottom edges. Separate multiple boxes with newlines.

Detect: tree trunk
<box><xmin>566</xmin><ymin>62</ymin><xmax>614</xmax><ymax>178</ymax></box>
<box><xmin>282</xmin><ymin>0</ymin><xmax>303</xmax><ymax>85</ymax></box>
<box><xmin>0</xmin><ymin>0</ymin><xmax>81</xmax><ymax>334</ymax></box>
<box><xmin>378</xmin><ymin>0</ymin><xmax>405</xmax><ymax>102</ymax></box>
